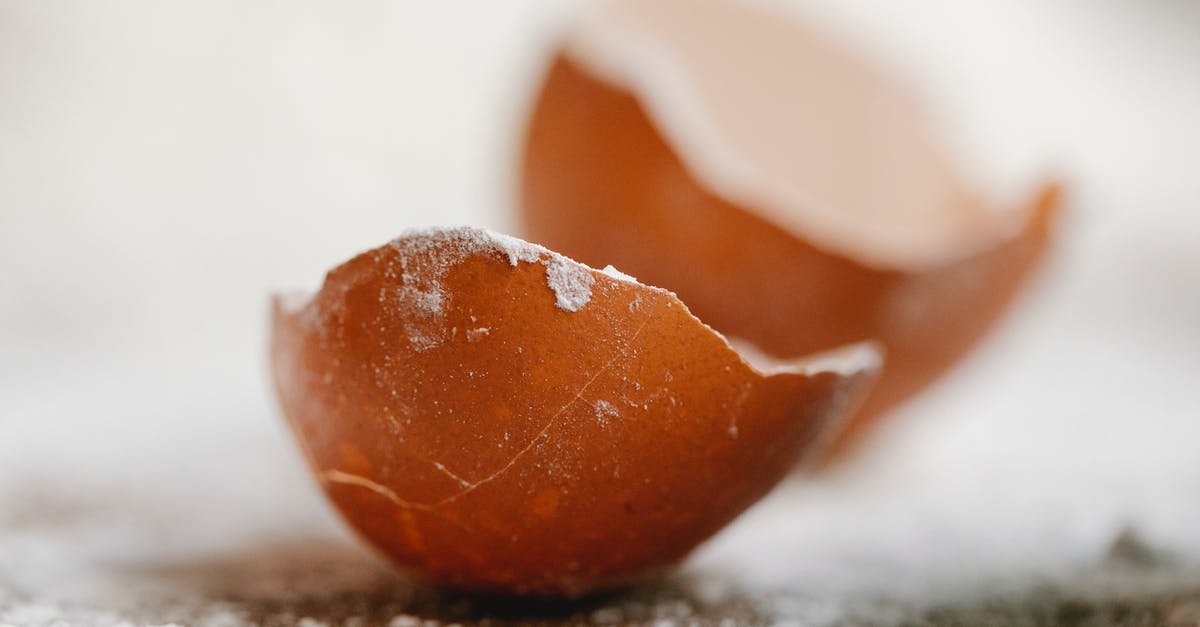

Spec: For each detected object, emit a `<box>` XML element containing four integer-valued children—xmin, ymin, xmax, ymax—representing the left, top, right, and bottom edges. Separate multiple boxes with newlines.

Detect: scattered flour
<box><xmin>545</xmin><ymin>256</ymin><xmax>596</xmax><ymax>312</ymax></box>
<box><xmin>593</xmin><ymin>399</ymin><xmax>620</xmax><ymax>423</ymax></box>
<box><xmin>396</xmin><ymin>282</ymin><xmax>445</xmax><ymax>352</ymax></box>
<box><xmin>380</xmin><ymin>227</ymin><xmax>602</xmax><ymax>351</ymax></box>
<box><xmin>601</xmin><ymin>264</ymin><xmax>639</xmax><ymax>283</ymax></box>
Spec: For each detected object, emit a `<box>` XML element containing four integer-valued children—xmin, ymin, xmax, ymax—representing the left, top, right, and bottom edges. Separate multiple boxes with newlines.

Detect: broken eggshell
<box><xmin>271</xmin><ymin>227</ymin><xmax>879</xmax><ymax>596</ymax></box>
<box><xmin>519</xmin><ymin>0</ymin><xmax>1060</xmax><ymax>456</ymax></box>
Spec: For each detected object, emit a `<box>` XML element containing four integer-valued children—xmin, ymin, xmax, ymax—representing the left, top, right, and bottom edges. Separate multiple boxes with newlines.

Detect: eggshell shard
<box><xmin>271</xmin><ymin>228</ymin><xmax>879</xmax><ymax>596</ymax></box>
<box><xmin>519</xmin><ymin>0</ymin><xmax>1061</xmax><ymax>456</ymax></box>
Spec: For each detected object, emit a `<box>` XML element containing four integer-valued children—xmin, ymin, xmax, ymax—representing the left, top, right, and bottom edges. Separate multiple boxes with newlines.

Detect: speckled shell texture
<box><xmin>271</xmin><ymin>229</ymin><xmax>877</xmax><ymax>596</ymax></box>
<box><xmin>519</xmin><ymin>56</ymin><xmax>1058</xmax><ymax>456</ymax></box>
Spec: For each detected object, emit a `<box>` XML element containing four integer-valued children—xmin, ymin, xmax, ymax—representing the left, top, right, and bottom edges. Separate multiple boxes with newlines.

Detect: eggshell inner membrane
<box><xmin>566</xmin><ymin>0</ymin><xmax>1029</xmax><ymax>271</ymax></box>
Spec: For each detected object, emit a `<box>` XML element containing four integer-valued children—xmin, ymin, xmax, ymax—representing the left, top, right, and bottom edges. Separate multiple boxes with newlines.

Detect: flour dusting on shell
<box><xmin>601</xmin><ymin>264</ymin><xmax>639</xmax><ymax>283</ymax></box>
<box><xmin>385</xmin><ymin>227</ymin><xmax>600</xmax><ymax>350</ymax></box>
<box><xmin>545</xmin><ymin>256</ymin><xmax>596</xmax><ymax>312</ymax></box>
<box><xmin>593</xmin><ymin>399</ymin><xmax>620</xmax><ymax>424</ymax></box>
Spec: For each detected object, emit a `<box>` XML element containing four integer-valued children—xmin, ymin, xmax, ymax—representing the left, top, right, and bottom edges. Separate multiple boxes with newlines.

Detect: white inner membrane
<box><xmin>566</xmin><ymin>0</ymin><xmax>1033</xmax><ymax>271</ymax></box>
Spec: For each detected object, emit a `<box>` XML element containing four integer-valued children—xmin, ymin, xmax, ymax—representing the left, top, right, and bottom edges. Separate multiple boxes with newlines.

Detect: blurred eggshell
<box><xmin>271</xmin><ymin>227</ymin><xmax>879</xmax><ymax>596</ymax></box>
<box><xmin>519</xmin><ymin>0</ymin><xmax>1060</xmax><ymax>456</ymax></box>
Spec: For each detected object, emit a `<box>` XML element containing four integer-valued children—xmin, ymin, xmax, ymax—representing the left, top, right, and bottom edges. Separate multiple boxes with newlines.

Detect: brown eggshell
<box><xmin>519</xmin><ymin>13</ymin><xmax>1059</xmax><ymax>457</ymax></box>
<box><xmin>271</xmin><ymin>228</ymin><xmax>879</xmax><ymax>596</ymax></box>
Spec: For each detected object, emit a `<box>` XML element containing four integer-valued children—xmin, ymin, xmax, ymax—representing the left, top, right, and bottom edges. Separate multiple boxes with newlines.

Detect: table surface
<box><xmin>2</xmin><ymin>1</ymin><xmax>1199</xmax><ymax>625</ymax></box>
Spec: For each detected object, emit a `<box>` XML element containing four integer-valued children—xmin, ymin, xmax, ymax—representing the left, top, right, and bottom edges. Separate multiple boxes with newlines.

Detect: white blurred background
<box><xmin>1</xmin><ymin>1</ymin><xmax>1198</xmax><ymax>623</ymax></box>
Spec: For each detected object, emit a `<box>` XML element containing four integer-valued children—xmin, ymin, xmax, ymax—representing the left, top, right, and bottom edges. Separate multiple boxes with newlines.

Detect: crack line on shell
<box><xmin>319</xmin><ymin>310</ymin><xmax>652</xmax><ymax>512</ymax></box>
<box><xmin>320</xmin><ymin>468</ymin><xmax>475</xmax><ymax>533</ymax></box>
<box><xmin>431</xmin><ymin>313</ymin><xmax>652</xmax><ymax>508</ymax></box>
<box><xmin>401</xmin><ymin>446</ymin><xmax>479</xmax><ymax>490</ymax></box>
<box><xmin>430</xmin><ymin>460</ymin><xmax>473</xmax><ymax>488</ymax></box>
<box><xmin>319</xmin><ymin>469</ymin><xmax>433</xmax><ymax>511</ymax></box>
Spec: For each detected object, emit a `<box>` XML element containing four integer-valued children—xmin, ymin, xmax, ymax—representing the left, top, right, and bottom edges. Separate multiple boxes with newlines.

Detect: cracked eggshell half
<box><xmin>270</xmin><ymin>227</ymin><xmax>879</xmax><ymax>596</ymax></box>
<box><xmin>519</xmin><ymin>0</ymin><xmax>1061</xmax><ymax>456</ymax></box>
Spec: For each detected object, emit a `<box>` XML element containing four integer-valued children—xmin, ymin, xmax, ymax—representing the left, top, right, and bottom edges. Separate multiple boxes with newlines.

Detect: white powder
<box><xmin>545</xmin><ymin>256</ymin><xmax>596</xmax><ymax>312</ymax></box>
<box><xmin>403</xmin><ymin>285</ymin><xmax>443</xmax><ymax>315</ymax></box>
<box><xmin>487</xmin><ymin>231</ymin><xmax>545</xmax><ymax>266</ymax></box>
<box><xmin>384</xmin><ymin>228</ymin><xmax>600</xmax><ymax>342</ymax></box>
<box><xmin>389</xmin><ymin>227</ymin><xmax>549</xmax><ymax>272</ymax></box>
<box><xmin>593</xmin><ymin>399</ymin><xmax>620</xmax><ymax>423</ymax></box>
<box><xmin>601</xmin><ymin>264</ymin><xmax>639</xmax><ymax>283</ymax></box>
<box><xmin>394</xmin><ymin>283</ymin><xmax>445</xmax><ymax>351</ymax></box>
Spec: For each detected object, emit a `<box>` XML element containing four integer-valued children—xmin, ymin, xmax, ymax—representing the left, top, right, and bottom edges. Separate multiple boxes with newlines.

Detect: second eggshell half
<box><xmin>271</xmin><ymin>228</ymin><xmax>879</xmax><ymax>596</ymax></box>
<box><xmin>520</xmin><ymin>0</ymin><xmax>1060</xmax><ymax>456</ymax></box>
